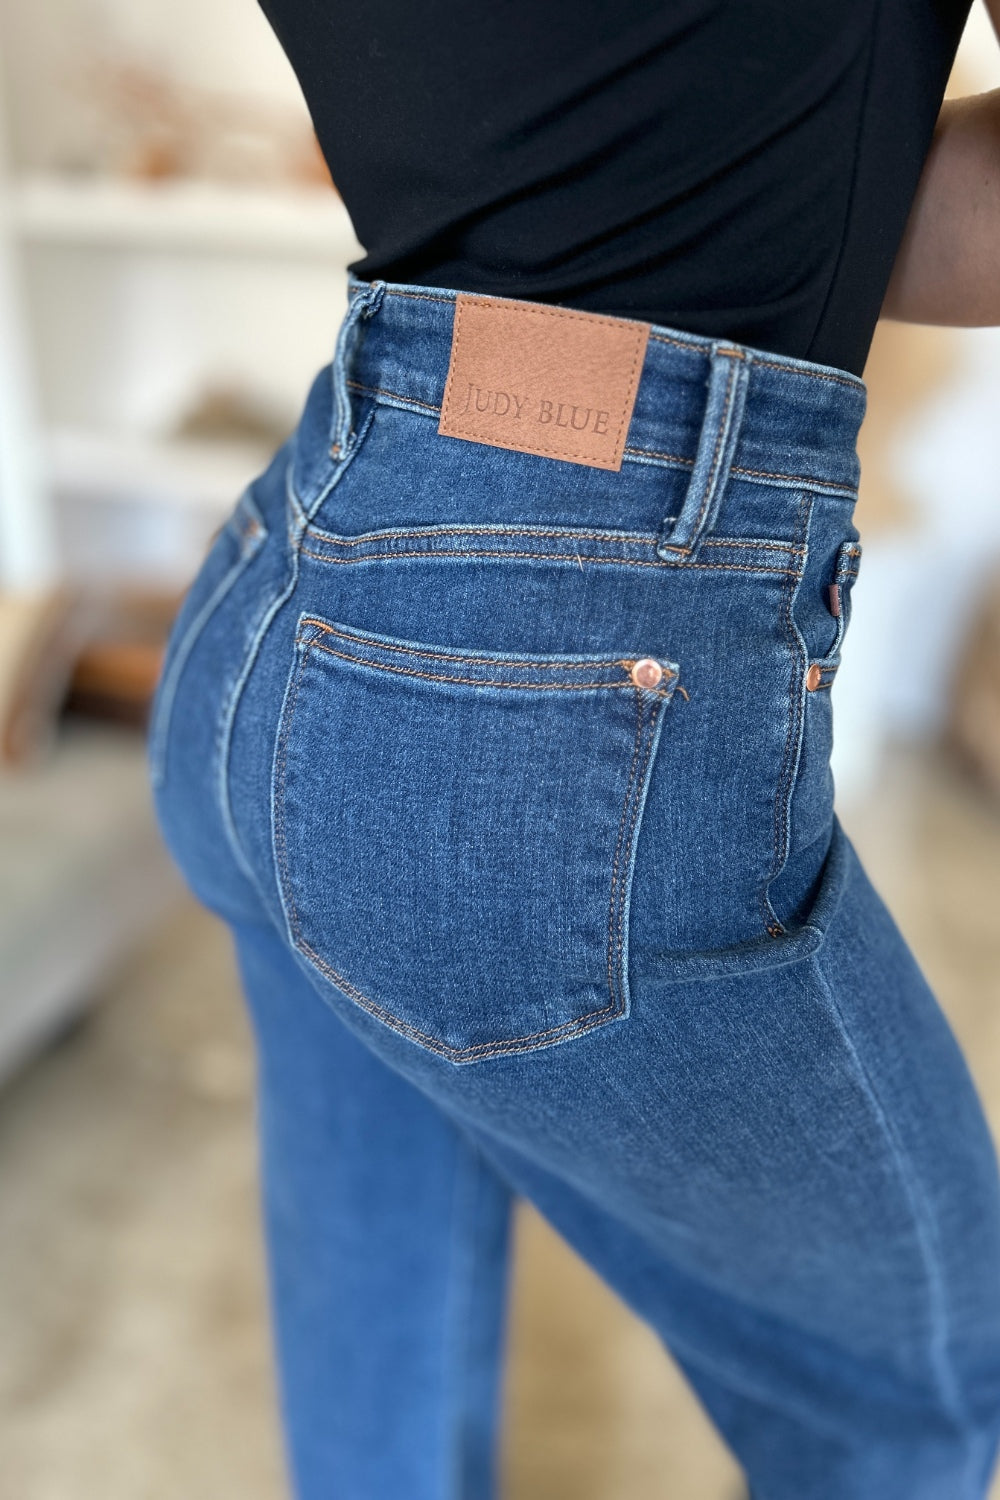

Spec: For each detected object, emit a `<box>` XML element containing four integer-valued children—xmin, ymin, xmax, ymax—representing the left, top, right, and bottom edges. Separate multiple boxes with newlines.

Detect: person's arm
<box><xmin>881</xmin><ymin>0</ymin><xmax>1000</xmax><ymax>326</ymax></box>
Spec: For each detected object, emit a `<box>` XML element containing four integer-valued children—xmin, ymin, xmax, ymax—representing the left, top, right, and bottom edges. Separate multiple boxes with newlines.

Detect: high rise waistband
<box><xmin>340</xmin><ymin>277</ymin><xmax>867</xmax><ymax>502</ymax></box>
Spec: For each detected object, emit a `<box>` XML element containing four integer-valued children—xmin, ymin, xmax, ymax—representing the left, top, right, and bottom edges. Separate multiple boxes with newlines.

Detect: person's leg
<box><xmin>260</xmin><ymin>824</ymin><xmax>1000</xmax><ymax>1500</ymax></box>
<box><xmin>506</xmin><ymin>836</ymin><xmax>1000</xmax><ymax>1497</ymax></box>
<box><xmin>231</xmin><ymin>916</ymin><xmax>515</xmax><ymax>1500</ymax></box>
<box><xmin>223</xmin><ymin>831</ymin><xmax>1000</xmax><ymax>1500</ymax></box>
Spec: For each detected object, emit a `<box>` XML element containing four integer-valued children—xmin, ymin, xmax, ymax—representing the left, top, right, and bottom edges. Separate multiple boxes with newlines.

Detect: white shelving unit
<box><xmin>0</xmin><ymin>134</ymin><xmax>56</xmax><ymax>590</ymax></box>
<box><xmin>0</xmin><ymin>0</ymin><xmax>365</xmax><ymax>584</ymax></box>
<box><xmin>10</xmin><ymin>171</ymin><xmax>358</xmax><ymax>257</ymax></box>
<box><xmin>1</xmin><ymin>167</ymin><xmax>361</xmax><ymax>584</ymax></box>
<box><xmin>0</xmin><ymin>0</ymin><xmax>363</xmax><ymax>1078</ymax></box>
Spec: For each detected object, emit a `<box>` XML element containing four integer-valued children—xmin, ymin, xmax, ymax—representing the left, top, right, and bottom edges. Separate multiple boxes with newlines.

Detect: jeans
<box><xmin>149</xmin><ymin>277</ymin><xmax>1000</xmax><ymax>1499</ymax></box>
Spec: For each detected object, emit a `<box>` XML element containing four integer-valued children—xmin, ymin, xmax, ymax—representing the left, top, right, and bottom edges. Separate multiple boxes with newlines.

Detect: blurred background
<box><xmin>1</xmin><ymin>2</ymin><xmax>1000</xmax><ymax>1497</ymax></box>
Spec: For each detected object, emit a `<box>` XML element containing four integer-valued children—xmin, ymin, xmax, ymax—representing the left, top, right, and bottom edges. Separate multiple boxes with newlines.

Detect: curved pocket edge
<box><xmin>271</xmin><ymin>613</ymin><xmax>679</xmax><ymax>1064</ymax></box>
<box><xmin>634</xmin><ymin>816</ymin><xmax>851</xmax><ymax>985</ymax></box>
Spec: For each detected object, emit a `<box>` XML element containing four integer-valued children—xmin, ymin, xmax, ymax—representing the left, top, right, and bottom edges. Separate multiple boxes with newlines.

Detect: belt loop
<box><xmin>329</xmin><ymin>278</ymin><xmax>386</xmax><ymax>459</ymax></box>
<box><xmin>656</xmin><ymin>342</ymin><xmax>752</xmax><ymax>559</ymax></box>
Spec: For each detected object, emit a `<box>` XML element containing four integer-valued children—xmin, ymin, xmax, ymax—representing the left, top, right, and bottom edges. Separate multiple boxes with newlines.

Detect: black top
<box><xmin>257</xmin><ymin>0</ymin><xmax>971</xmax><ymax>376</ymax></box>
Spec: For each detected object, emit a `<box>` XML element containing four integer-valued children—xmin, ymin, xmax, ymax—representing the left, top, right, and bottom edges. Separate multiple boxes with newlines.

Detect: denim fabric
<box><xmin>150</xmin><ymin>278</ymin><xmax>1000</xmax><ymax>1499</ymax></box>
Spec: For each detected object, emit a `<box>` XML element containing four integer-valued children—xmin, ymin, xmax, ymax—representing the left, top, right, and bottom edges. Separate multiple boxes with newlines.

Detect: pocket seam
<box><xmin>272</xmin><ymin>626</ymin><xmax>672</xmax><ymax>1064</ymax></box>
<box><xmin>296</xmin><ymin>635</ymin><xmax>667</xmax><ymax>695</ymax></box>
<box><xmin>298</xmin><ymin>615</ymin><xmax>670</xmax><ymax>676</ymax></box>
<box><xmin>762</xmin><ymin>491</ymin><xmax>812</xmax><ymax>937</ymax></box>
<box><xmin>608</xmin><ymin>688</ymin><xmax>662</xmax><ymax>1021</ymax></box>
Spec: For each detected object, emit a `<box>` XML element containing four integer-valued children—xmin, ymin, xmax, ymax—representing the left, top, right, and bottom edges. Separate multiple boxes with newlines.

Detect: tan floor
<box><xmin>0</xmin><ymin>744</ymin><xmax>999</xmax><ymax>1499</ymax></box>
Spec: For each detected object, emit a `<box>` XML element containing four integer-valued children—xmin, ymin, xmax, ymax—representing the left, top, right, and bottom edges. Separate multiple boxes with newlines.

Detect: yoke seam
<box><xmin>301</xmin><ymin>520</ymin><xmax>803</xmax><ymax>554</ymax></box>
<box><xmin>344</xmin><ymin>378</ymin><xmax>858</xmax><ymax>495</ymax></box>
<box><xmin>298</xmin><ymin>544</ymin><xmax>801</xmax><ymax>578</ymax></box>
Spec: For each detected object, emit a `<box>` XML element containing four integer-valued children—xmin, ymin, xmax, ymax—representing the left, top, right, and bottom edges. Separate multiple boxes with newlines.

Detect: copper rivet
<box><xmin>806</xmin><ymin>663</ymin><xmax>823</xmax><ymax>692</ymax></box>
<box><xmin>631</xmin><ymin>657</ymin><xmax>663</xmax><ymax>689</ymax></box>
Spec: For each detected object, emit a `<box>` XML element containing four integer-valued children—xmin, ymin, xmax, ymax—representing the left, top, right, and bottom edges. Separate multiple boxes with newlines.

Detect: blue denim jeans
<box><xmin>149</xmin><ymin>278</ymin><xmax>1000</xmax><ymax>1499</ymax></box>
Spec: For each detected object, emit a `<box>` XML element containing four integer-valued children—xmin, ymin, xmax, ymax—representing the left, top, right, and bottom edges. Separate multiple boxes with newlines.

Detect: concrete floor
<box><xmin>1</xmin><ymin>743</ymin><xmax>999</xmax><ymax>1499</ymax></box>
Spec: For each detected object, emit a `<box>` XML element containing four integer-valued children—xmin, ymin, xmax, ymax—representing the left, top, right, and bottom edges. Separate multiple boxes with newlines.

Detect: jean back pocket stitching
<box><xmin>272</xmin><ymin>631</ymin><xmax>673</xmax><ymax>1064</ymax></box>
<box><xmin>608</xmin><ymin>688</ymin><xmax>668</xmax><ymax>1019</ymax></box>
<box><xmin>760</xmin><ymin>492</ymin><xmax>812</xmax><ymax>937</ymax></box>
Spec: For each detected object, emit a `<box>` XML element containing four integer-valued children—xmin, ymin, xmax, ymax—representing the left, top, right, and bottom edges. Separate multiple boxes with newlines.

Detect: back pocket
<box><xmin>273</xmin><ymin>614</ymin><xmax>678</xmax><ymax>1063</ymax></box>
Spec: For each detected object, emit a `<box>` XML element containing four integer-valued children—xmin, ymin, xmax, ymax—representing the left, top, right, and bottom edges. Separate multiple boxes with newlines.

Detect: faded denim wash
<box><xmin>149</xmin><ymin>277</ymin><xmax>1000</xmax><ymax>1500</ymax></box>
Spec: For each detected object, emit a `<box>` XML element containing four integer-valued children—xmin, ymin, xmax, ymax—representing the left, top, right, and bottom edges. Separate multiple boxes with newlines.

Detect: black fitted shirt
<box><xmin>257</xmin><ymin>0</ymin><xmax>971</xmax><ymax>376</ymax></box>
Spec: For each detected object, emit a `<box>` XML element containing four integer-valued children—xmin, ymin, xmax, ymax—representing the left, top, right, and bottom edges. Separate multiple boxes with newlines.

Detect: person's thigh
<box><xmin>228</xmin><ymin>826</ymin><xmax>1000</xmax><ymax>1498</ymax></box>
<box><xmin>257</xmin><ymin>810</ymin><xmax>1000</xmax><ymax>1497</ymax></box>
<box><xmin>232</xmin><ymin>916</ymin><xmax>515</xmax><ymax>1500</ymax></box>
<box><xmin>443</xmin><ymin>842</ymin><xmax>1000</xmax><ymax>1498</ymax></box>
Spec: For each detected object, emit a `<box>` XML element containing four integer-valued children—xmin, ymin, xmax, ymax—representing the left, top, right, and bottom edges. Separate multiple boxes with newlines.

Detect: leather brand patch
<box><xmin>438</xmin><ymin>295</ymin><xmax>650</xmax><ymax>471</ymax></box>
